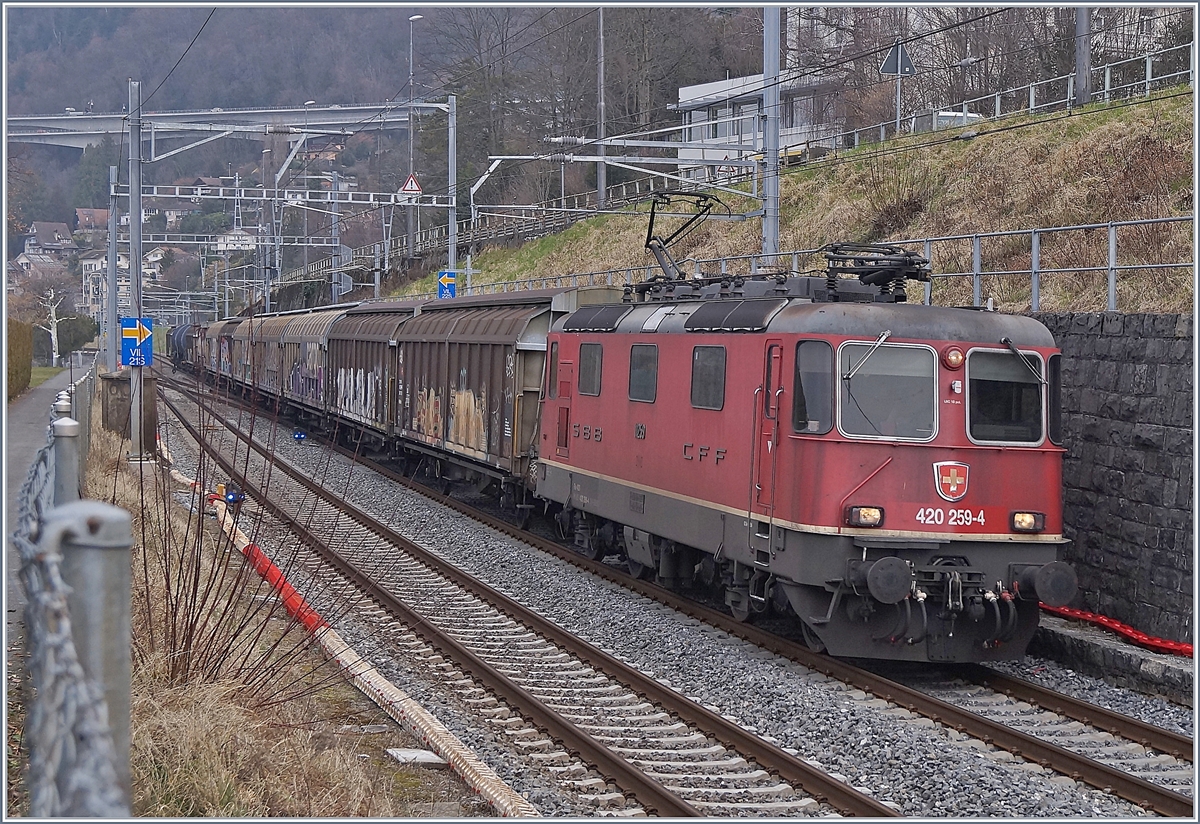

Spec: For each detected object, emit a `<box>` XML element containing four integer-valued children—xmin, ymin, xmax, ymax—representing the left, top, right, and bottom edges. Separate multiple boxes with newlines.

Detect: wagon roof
<box><xmin>329</xmin><ymin>310</ymin><xmax>416</xmax><ymax>342</ymax></box>
<box><xmin>394</xmin><ymin>302</ymin><xmax>550</xmax><ymax>347</ymax></box>
<box><xmin>208</xmin><ymin>318</ymin><xmax>246</xmax><ymax>337</ymax></box>
<box><xmin>282</xmin><ymin>307</ymin><xmax>355</xmax><ymax>344</ymax></box>
<box><xmin>343</xmin><ymin>297</ymin><xmax>426</xmax><ymax>315</ymax></box>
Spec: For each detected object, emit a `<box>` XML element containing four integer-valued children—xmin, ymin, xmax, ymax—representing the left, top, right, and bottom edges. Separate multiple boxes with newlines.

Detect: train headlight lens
<box><xmin>942</xmin><ymin>346</ymin><xmax>965</xmax><ymax>369</ymax></box>
<box><xmin>846</xmin><ymin>506</ymin><xmax>884</xmax><ymax>527</ymax></box>
<box><xmin>1011</xmin><ymin>511</ymin><xmax>1045</xmax><ymax>532</ymax></box>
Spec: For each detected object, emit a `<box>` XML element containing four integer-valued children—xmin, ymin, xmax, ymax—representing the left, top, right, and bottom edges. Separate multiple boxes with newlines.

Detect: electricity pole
<box><xmin>128</xmin><ymin>78</ymin><xmax>148</xmax><ymax>463</ymax></box>
<box><xmin>407</xmin><ymin>13</ymin><xmax>423</xmax><ymax>265</ymax></box>
<box><xmin>762</xmin><ymin>6</ymin><xmax>781</xmax><ymax>260</ymax></box>
<box><xmin>105</xmin><ymin>165</ymin><xmax>118</xmax><ymax>373</ymax></box>
<box><xmin>1075</xmin><ymin>8</ymin><xmax>1092</xmax><ymax>105</ymax></box>
<box><xmin>596</xmin><ymin>9</ymin><xmax>606</xmax><ymax>211</ymax></box>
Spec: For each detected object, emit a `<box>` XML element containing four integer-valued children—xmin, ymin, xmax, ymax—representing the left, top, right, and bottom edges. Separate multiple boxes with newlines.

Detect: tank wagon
<box><xmin>176</xmin><ymin>198</ymin><xmax>1075</xmax><ymax>663</ymax></box>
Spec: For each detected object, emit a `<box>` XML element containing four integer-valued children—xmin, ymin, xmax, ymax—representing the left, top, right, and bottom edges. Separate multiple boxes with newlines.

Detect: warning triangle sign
<box><xmin>400</xmin><ymin>173</ymin><xmax>422</xmax><ymax>195</ymax></box>
<box><xmin>880</xmin><ymin>42</ymin><xmax>916</xmax><ymax>77</ymax></box>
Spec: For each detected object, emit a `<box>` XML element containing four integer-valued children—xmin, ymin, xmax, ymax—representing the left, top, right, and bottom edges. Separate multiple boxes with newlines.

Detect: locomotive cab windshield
<box><xmin>968</xmin><ymin>349</ymin><xmax>1045</xmax><ymax>444</ymax></box>
<box><xmin>839</xmin><ymin>342</ymin><xmax>937</xmax><ymax>440</ymax></box>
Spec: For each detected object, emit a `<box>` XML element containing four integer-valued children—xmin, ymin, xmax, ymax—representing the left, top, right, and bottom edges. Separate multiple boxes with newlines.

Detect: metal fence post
<box><xmin>1031</xmin><ymin>229</ymin><xmax>1041</xmax><ymax>312</ymax></box>
<box><xmin>53</xmin><ymin>392</ymin><xmax>72</xmax><ymax>419</ymax></box>
<box><xmin>52</xmin><ymin>417</ymin><xmax>81</xmax><ymax>506</ymax></box>
<box><xmin>1145</xmin><ymin>54</ymin><xmax>1152</xmax><ymax>96</ymax></box>
<box><xmin>972</xmin><ymin>234</ymin><xmax>982</xmax><ymax>307</ymax></box>
<box><xmin>44</xmin><ymin>499</ymin><xmax>134</xmax><ymax>811</ymax></box>
<box><xmin>923</xmin><ymin>239</ymin><xmax>933</xmax><ymax>305</ymax></box>
<box><xmin>1108</xmin><ymin>223</ymin><xmax>1118</xmax><ymax>311</ymax></box>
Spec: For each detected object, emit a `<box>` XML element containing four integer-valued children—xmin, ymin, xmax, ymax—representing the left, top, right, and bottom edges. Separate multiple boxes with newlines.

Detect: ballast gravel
<box><xmin>160</xmin><ymin>405</ymin><xmax>1173</xmax><ymax>817</ymax></box>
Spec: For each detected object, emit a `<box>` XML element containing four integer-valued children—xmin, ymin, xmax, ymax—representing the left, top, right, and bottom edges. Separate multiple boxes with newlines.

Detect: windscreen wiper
<box><xmin>1000</xmin><ymin>337</ymin><xmax>1047</xmax><ymax>387</ymax></box>
<box><xmin>842</xmin><ymin>330</ymin><xmax>892</xmax><ymax>381</ymax></box>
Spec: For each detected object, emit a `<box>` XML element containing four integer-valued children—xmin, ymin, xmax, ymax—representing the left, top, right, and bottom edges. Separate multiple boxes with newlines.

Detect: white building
<box><xmin>675</xmin><ymin>71</ymin><xmax>844</xmax><ymax>182</ymax></box>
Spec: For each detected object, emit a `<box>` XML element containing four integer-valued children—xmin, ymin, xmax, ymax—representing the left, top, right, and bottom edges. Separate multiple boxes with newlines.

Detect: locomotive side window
<box><xmin>578</xmin><ymin>343</ymin><xmax>603</xmax><ymax>396</ymax></box>
<box><xmin>793</xmin><ymin>340</ymin><xmax>832</xmax><ymax>434</ymax></box>
<box><xmin>838</xmin><ymin>344</ymin><xmax>936</xmax><ymax>440</ymax></box>
<box><xmin>968</xmin><ymin>350</ymin><xmax>1043</xmax><ymax>443</ymax></box>
<box><xmin>690</xmin><ymin>346</ymin><xmax>725</xmax><ymax>410</ymax></box>
<box><xmin>629</xmin><ymin>344</ymin><xmax>658</xmax><ymax>403</ymax></box>
<box><xmin>547</xmin><ymin>341</ymin><xmax>559</xmax><ymax>399</ymax></box>
<box><xmin>1048</xmin><ymin>353</ymin><xmax>1063</xmax><ymax>445</ymax></box>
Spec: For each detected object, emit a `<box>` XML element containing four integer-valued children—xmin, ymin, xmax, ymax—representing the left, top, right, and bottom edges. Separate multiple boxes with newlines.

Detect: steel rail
<box><xmin>163</xmin><ymin>384</ymin><xmax>898</xmax><ymax>817</ymax></box>
<box><xmin>161</xmin><ymin>390</ymin><xmax>701</xmax><ymax>818</ymax></box>
<box><xmin>959</xmin><ymin>664</ymin><xmax>1194</xmax><ymax>763</ymax></box>
<box><xmin>167</xmin><ymin>372</ymin><xmax>1192</xmax><ymax>817</ymax></box>
<box><xmin>319</xmin><ymin>443</ymin><xmax>1193</xmax><ymax>818</ymax></box>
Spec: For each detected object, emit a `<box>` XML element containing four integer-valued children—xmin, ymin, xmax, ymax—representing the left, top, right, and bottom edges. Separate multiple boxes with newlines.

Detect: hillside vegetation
<box><xmin>400</xmin><ymin>89</ymin><xmax>1193</xmax><ymax>313</ymax></box>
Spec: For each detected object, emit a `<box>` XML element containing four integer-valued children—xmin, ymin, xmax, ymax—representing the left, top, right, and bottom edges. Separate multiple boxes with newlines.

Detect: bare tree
<box><xmin>35</xmin><ymin>288</ymin><xmax>69</xmax><ymax>366</ymax></box>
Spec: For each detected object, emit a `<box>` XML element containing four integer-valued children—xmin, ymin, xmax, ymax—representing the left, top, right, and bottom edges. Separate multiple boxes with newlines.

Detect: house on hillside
<box><xmin>143</xmin><ymin>246</ymin><xmax>189</xmax><ymax>280</ymax></box>
<box><xmin>14</xmin><ymin>251</ymin><xmax>68</xmax><ymax>280</ymax></box>
<box><xmin>216</xmin><ymin>227</ymin><xmax>258</xmax><ymax>254</ymax></box>
<box><xmin>76</xmin><ymin>208</ymin><xmax>109</xmax><ymax>231</ymax></box>
<box><xmin>24</xmin><ymin>221</ymin><xmax>79</xmax><ymax>258</ymax></box>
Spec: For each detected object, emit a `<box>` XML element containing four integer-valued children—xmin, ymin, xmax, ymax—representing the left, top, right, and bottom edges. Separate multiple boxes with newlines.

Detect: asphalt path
<box><xmin>6</xmin><ymin>368</ymin><xmax>79</xmax><ymax>644</ymax></box>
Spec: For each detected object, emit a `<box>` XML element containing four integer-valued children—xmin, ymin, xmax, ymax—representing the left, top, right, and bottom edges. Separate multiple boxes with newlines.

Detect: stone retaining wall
<box><xmin>1033</xmin><ymin>312</ymin><xmax>1193</xmax><ymax>643</ymax></box>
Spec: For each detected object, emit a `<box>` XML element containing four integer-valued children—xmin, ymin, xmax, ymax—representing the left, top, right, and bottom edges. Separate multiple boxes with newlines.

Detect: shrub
<box><xmin>7</xmin><ymin>319</ymin><xmax>32</xmax><ymax>400</ymax></box>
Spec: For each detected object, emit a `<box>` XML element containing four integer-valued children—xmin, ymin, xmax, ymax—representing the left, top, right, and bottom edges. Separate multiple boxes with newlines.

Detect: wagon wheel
<box><xmin>626</xmin><ymin>559</ymin><xmax>654</xmax><ymax>580</ymax></box>
<box><xmin>801</xmin><ymin>622</ymin><xmax>827</xmax><ymax>654</ymax></box>
<box><xmin>514</xmin><ymin>509</ymin><xmax>532</xmax><ymax>531</ymax></box>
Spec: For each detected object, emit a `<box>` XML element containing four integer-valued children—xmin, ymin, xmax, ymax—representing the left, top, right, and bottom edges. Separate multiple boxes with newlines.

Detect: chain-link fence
<box><xmin>10</xmin><ymin>362</ymin><xmax>131</xmax><ymax>817</ymax></box>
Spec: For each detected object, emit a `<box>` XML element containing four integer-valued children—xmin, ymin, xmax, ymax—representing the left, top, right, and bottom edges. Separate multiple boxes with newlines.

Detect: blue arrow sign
<box><xmin>437</xmin><ymin>270</ymin><xmax>456</xmax><ymax>299</ymax></box>
<box><xmin>120</xmin><ymin>317</ymin><xmax>153</xmax><ymax>366</ymax></box>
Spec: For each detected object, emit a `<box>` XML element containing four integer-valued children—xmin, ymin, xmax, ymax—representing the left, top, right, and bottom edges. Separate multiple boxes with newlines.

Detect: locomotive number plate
<box><xmin>915</xmin><ymin>507</ymin><xmax>986</xmax><ymax>526</ymax></box>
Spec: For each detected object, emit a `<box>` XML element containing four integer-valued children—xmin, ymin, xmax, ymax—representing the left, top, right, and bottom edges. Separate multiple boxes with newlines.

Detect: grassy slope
<box><xmin>398</xmin><ymin>89</ymin><xmax>1193</xmax><ymax>312</ymax></box>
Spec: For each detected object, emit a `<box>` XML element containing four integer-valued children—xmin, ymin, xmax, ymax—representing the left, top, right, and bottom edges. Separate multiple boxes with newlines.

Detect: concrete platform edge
<box><xmin>1031</xmin><ymin>614</ymin><xmax>1194</xmax><ymax>707</ymax></box>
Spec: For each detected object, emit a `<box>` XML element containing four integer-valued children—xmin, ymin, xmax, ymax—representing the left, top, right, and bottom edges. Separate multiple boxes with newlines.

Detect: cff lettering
<box><xmin>682</xmin><ymin>443</ymin><xmax>726</xmax><ymax>463</ymax></box>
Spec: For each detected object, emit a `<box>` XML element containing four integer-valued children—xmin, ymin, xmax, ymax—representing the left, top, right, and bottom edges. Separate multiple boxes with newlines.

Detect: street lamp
<box><xmin>407</xmin><ymin>13</ymin><xmax>422</xmax><ymax>264</ymax></box>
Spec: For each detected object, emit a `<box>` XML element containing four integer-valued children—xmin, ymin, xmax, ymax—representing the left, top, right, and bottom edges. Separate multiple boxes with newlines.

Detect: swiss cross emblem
<box><xmin>934</xmin><ymin>461</ymin><xmax>970</xmax><ymax>502</ymax></box>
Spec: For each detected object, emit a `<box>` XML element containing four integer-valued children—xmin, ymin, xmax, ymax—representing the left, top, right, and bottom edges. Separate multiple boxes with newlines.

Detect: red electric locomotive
<box><xmin>536</xmin><ymin>220</ymin><xmax>1076</xmax><ymax>663</ymax></box>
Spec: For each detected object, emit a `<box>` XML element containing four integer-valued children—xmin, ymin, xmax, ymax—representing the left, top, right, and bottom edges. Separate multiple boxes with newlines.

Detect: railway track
<box><xmin>162</xmin><ymin>373</ymin><xmax>1194</xmax><ymax>817</ymax></box>
<box><xmin>161</xmin><ymin>384</ymin><xmax>898</xmax><ymax>817</ymax></box>
<box><xmin>883</xmin><ymin>668</ymin><xmax>1193</xmax><ymax>799</ymax></box>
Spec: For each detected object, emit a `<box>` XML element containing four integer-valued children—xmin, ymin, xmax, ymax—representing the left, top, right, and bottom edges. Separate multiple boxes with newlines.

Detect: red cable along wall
<box><xmin>1041</xmin><ymin>603</ymin><xmax>1193</xmax><ymax>658</ymax></box>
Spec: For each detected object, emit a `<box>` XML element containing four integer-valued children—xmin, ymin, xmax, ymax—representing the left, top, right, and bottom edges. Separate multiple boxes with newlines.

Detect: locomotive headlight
<box><xmin>846</xmin><ymin>506</ymin><xmax>884</xmax><ymax>527</ymax></box>
<box><xmin>942</xmin><ymin>346</ymin><xmax>965</xmax><ymax>369</ymax></box>
<box><xmin>1011</xmin><ymin>511</ymin><xmax>1045</xmax><ymax>533</ymax></box>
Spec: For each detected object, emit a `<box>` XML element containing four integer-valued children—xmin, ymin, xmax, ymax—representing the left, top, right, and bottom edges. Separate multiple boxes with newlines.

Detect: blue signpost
<box><xmin>437</xmin><ymin>270</ymin><xmax>457</xmax><ymax>299</ymax></box>
<box><xmin>120</xmin><ymin>317</ymin><xmax>153</xmax><ymax>366</ymax></box>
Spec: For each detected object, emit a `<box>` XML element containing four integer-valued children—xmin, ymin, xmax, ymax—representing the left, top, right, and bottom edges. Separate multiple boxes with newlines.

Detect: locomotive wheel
<box><xmin>729</xmin><ymin>598</ymin><xmax>752</xmax><ymax>623</ymax></box>
<box><xmin>801</xmin><ymin>622</ymin><xmax>827</xmax><ymax>653</ymax></box>
<box><xmin>581</xmin><ymin>541</ymin><xmax>606</xmax><ymax>561</ymax></box>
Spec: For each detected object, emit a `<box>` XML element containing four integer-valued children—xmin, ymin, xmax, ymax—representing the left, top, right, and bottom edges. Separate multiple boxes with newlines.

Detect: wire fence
<box><xmin>10</xmin><ymin>361</ymin><xmax>130</xmax><ymax>817</ymax></box>
<box><xmin>400</xmin><ymin>214</ymin><xmax>1193</xmax><ymax>312</ymax></box>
